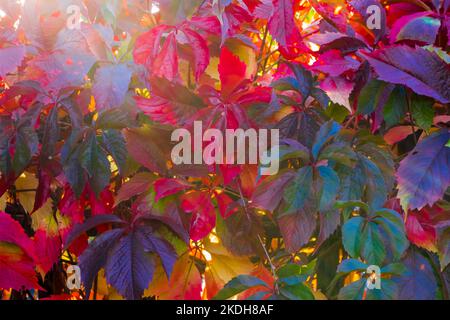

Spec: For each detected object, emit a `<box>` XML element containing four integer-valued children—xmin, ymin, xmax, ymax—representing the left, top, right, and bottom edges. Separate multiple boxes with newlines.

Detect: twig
<box><xmin>237</xmin><ymin>181</ymin><xmax>279</xmax><ymax>294</ymax></box>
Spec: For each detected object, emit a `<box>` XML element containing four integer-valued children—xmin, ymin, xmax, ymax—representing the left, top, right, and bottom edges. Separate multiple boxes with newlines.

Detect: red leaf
<box><xmin>181</xmin><ymin>191</ymin><xmax>216</xmax><ymax>241</ymax></box>
<box><xmin>33</xmin><ymin>230</ymin><xmax>62</xmax><ymax>274</ymax></box>
<box><xmin>0</xmin><ymin>211</ymin><xmax>38</xmax><ymax>290</ymax></box>
<box><xmin>133</xmin><ymin>25</ymin><xmax>172</xmax><ymax>69</ymax></box>
<box><xmin>58</xmin><ymin>184</ymin><xmax>85</xmax><ymax>224</ymax></box>
<box><xmin>153</xmin><ymin>33</ymin><xmax>179</xmax><ymax>81</ymax></box>
<box><xmin>218</xmin><ymin>47</ymin><xmax>247</xmax><ymax>97</ymax></box>
<box><xmin>154</xmin><ymin>178</ymin><xmax>191</xmax><ymax>202</ymax></box>
<box><xmin>384</xmin><ymin>126</ymin><xmax>417</xmax><ymax>145</ymax></box>
<box><xmin>181</xmin><ymin>27</ymin><xmax>210</xmax><ymax>81</ymax></box>
<box><xmin>115</xmin><ymin>172</ymin><xmax>155</xmax><ymax>206</ymax></box>
<box><xmin>405</xmin><ymin>209</ymin><xmax>438</xmax><ymax>252</ymax></box>
<box><xmin>214</xmin><ymin>192</ymin><xmax>237</xmax><ymax>218</ymax></box>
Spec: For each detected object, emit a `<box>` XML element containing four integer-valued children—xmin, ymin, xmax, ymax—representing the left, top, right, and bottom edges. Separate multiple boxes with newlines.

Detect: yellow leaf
<box><xmin>31</xmin><ymin>200</ymin><xmax>70</xmax><ymax>236</ymax></box>
<box><xmin>15</xmin><ymin>173</ymin><xmax>38</xmax><ymax>213</ymax></box>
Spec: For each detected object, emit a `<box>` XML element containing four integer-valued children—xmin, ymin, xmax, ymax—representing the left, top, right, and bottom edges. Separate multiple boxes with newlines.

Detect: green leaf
<box><xmin>374</xmin><ymin>209</ymin><xmax>409</xmax><ymax>261</ymax></box>
<box><xmin>383</xmin><ymin>86</ymin><xmax>407</xmax><ymax>128</ymax></box>
<box><xmin>80</xmin><ymin>131</ymin><xmax>111</xmax><ymax>196</ymax></box>
<box><xmin>96</xmin><ymin>108</ymin><xmax>133</xmax><ymax>130</ymax></box>
<box><xmin>381</xmin><ymin>263</ymin><xmax>407</xmax><ymax>275</ymax></box>
<box><xmin>337</xmin><ymin>259</ymin><xmax>368</xmax><ymax>273</ymax></box>
<box><xmin>335</xmin><ymin>200</ymin><xmax>370</xmax><ymax>215</ymax></box>
<box><xmin>213</xmin><ymin>275</ymin><xmax>269</xmax><ymax>300</ymax></box>
<box><xmin>342</xmin><ymin>208</ymin><xmax>408</xmax><ymax>265</ymax></box>
<box><xmin>312</xmin><ymin>121</ymin><xmax>341</xmax><ymax>159</ymax></box>
<box><xmin>361</xmin><ymin>222</ymin><xmax>387</xmax><ymax>265</ymax></box>
<box><xmin>282</xmin><ymin>166</ymin><xmax>313</xmax><ymax>215</ymax></box>
<box><xmin>411</xmin><ymin>94</ymin><xmax>434</xmax><ymax>130</ymax></box>
<box><xmin>342</xmin><ymin>216</ymin><xmax>365</xmax><ymax>257</ymax></box>
<box><xmin>338</xmin><ymin>278</ymin><xmax>398</xmax><ymax>300</ymax></box>
<box><xmin>318</xmin><ymin>166</ymin><xmax>340</xmax><ymax>211</ymax></box>
<box><xmin>279</xmin><ymin>283</ymin><xmax>314</xmax><ymax>300</ymax></box>
<box><xmin>324</xmin><ymin>103</ymin><xmax>349</xmax><ymax>123</ymax></box>
<box><xmin>102</xmin><ymin>129</ymin><xmax>127</xmax><ymax>175</ymax></box>
<box><xmin>62</xmin><ymin>130</ymin><xmax>86</xmax><ymax>197</ymax></box>
<box><xmin>357</xmin><ymin>80</ymin><xmax>393</xmax><ymax>115</ymax></box>
<box><xmin>277</xmin><ymin>263</ymin><xmax>308</xmax><ymax>286</ymax></box>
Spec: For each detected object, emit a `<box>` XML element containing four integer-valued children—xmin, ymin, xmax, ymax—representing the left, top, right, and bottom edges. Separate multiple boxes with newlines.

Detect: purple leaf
<box><xmin>390</xmin><ymin>12</ymin><xmax>440</xmax><ymax>45</ymax></box>
<box><xmin>251</xmin><ymin>170</ymin><xmax>296</xmax><ymax>212</ymax></box>
<box><xmin>65</xmin><ymin>214</ymin><xmax>126</xmax><ymax>248</ymax></box>
<box><xmin>311</xmin><ymin>49</ymin><xmax>360</xmax><ymax>77</ymax></box>
<box><xmin>360</xmin><ymin>45</ymin><xmax>450</xmax><ymax>103</ymax></box>
<box><xmin>392</xmin><ymin>247</ymin><xmax>438</xmax><ymax>299</ymax></box>
<box><xmin>268</xmin><ymin>0</ymin><xmax>298</xmax><ymax>48</ymax></box>
<box><xmin>93</xmin><ymin>64</ymin><xmax>132</xmax><ymax>111</ymax></box>
<box><xmin>397</xmin><ymin>130</ymin><xmax>450</xmax><ymax>210</ymax></box>
<box><xmin>136</xmin><ymin>225</ymin><xmax>177</xmax><ymax>278</ymax></box>
<box><xmin>0</xmin><ymin>45</ymin><xmax>25</xmax><ymax>78</ymax></box>
<box><xmin>105</xmin><ymin>231</ymin><xmax>156</xmax><ymax>300</ymax></box>
<box><xmin>79</xmin><ymin>229</ymin><xmax>124</xmax><ymax>298</ymax></box>
<box><xmin>278</xmin><ymin>201</ymin><xmax>317</xmax><ymax>253</ymax></box>
<box><xmin>308</xmin><ymin>32</ymin><xmax>368</xmax><ymax>53</ymax></box>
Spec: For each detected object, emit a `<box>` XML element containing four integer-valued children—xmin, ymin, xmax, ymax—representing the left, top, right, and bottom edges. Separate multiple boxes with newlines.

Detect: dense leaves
<box><xmin>0</xmin><ymin>0</ymin><xmax>449</xmax><ymax>301</ymax></box>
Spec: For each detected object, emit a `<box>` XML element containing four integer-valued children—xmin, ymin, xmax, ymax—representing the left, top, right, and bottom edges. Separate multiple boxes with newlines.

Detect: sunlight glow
<box><xmin>151</xmin><ymin>3</ymin><xmax>160</xmax><ymax>14</ymax></box>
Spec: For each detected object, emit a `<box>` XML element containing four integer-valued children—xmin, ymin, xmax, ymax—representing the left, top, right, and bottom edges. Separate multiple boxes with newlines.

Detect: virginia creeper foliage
<box><xmin>0</xmin><ymin>0</ymin><xmax>449</xmax><ymax>300</ymax></box>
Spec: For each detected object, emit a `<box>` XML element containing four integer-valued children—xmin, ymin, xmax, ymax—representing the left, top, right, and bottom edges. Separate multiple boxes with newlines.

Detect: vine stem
<box><xmin>237</xmin><ymin>181</ymin><xmax>279</xmax><ymax>294</ymax></box>
<box><xmin>406</xmin><ymin>90</ymin><xmax>418</xmax><ymax>144</ymax></box>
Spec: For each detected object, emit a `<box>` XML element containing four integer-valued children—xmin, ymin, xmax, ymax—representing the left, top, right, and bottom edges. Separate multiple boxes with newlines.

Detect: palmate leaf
<box><xmin>105</xmin><ymin>228</ymin><xmax>157</xmax><ymax>300</ymax></box>
<box><xmin>341</xmin><ymin>206</ymin><xmax>408</xmax><ymax>265</ymax></box>
<box><xmin>337</xmin><ymin>259</ymin><xmax>405</xmax><ymax>300</ymax></box>
<box><xmin>76</xmin><ymin>220</ymin><xmax>178</xmax><ymax>300</ymax></box>
<box><xmin>397</xmin><ymin>130</ymin><xmax>450</xmax><ymax>210</ymax></box>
